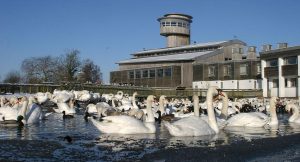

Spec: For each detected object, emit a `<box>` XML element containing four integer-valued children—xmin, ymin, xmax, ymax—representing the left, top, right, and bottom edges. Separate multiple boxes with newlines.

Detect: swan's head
<box><xmin>147</xmin><ymin>95</ymin><xmax>156</xmax><ymax>102</ymax></box>
<box><xmin>285</xmin><ymin>104</ymin><xmax>292</xmax><ymax>113</ymax></box>
<box><xmin>133</xmin><ymin>92</ymin><xmax>138</xmax><ymax>96</ymax></box>
<box><xmin>193</xmin><ymin>95</ymin><xmax>199</xmax><ymax>101</ymax></box>
<box><xmin>270</xmin><ymin>96</ymin><xmax>280</xmax><ymax>105</ymax></box>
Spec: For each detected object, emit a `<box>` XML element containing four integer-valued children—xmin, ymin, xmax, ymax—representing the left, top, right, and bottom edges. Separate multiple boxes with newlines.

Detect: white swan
<box><xmin>163</xmin><ymin>86</ymin><xmax>220</xmax><ymax>136</ymax></box>
<box><xmin>34</xmin><ymin>92</ymin><xmax>51</xmax><ymax>104</ymax></box>
<box><xmin>285</xmin><ymin>103</ymin><xmax>300</xmax><ymax>124</ymax></box>
<box><xmin>53</xmin><ymin>98</ymin><xmax>76</xmax><ymax>115</ymax></box>
<box><xmin>90</xmin><ymin>95</ymin><xmax>156</xmax><ymax>134</ymax></box>
<box><xmin>0</xmin><ymin>96</ymin><xmax>29</xmax><ymax>126</ymax></box>
<box><xmin>200</xmin><ymin>91</ymin><xmax>228</xmax><ymax>129</ymax></box>
<box><xmin>25</xmin><ymin>96</ymin><xmax>42</xmax><ymax>124</ymax></box>
<box><xmin>226</xmin><ymin>96</ymin><xmax>278</xmax><ymax>127</ymax></box>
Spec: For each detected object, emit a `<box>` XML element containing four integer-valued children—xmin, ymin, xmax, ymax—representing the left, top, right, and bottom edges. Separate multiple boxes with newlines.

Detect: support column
<box><xmin>278</xmin><ymin>57</ymin><xmax>285</xmax><ymax>97</ymax></box>
<box><xmin>261</xmin><ymin>60</ymin><xmax>268</xmax><ymax>97</ymax></box>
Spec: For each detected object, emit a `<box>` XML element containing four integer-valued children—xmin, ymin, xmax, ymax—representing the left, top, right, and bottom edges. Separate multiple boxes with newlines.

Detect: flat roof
<box><xmin>117</xmin><ymin>51</ymin><xmax>213</xmax><ymax>64</ymax></box>
<box><xmin>132</xmin><ymin>39</ymin><xmax>246</xmax><ymax>56</ymax></box>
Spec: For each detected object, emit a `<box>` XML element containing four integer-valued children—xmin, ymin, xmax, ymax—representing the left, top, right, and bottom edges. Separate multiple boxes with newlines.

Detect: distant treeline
<box><xmin>1</xmin><ymin>49</ymin><xmax>103</xmax><ymax>84</ymax></box>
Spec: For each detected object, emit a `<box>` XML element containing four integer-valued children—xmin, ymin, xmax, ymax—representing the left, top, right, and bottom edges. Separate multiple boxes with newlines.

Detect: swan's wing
<box><xmin>164</xmin><ymin>116</ymin><xmax>214</xmax><ymax>136</ymax></box>
<box><xmin>226</xmin><ymin>113</ymin><xmax>267</xmax><ymax>127</ymax></box>
<box><xmin>0</xmin><ymin>107</ymin><xmax>19</xmax><ymax>120</ymax></box>
<box><xmin>102</xmin><ymin>115</ymin><xmax>144</xmax><ymax>126</ymax></box>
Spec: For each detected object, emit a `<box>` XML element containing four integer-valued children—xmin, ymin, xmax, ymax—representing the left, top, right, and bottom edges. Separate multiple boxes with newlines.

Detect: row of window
<box><xmin>208</xmin><ymin>64</ymin><xmax>260</xmax><ymax>77</ymax></box>
<box><xmin>128</xmin><ymin>68</ymin><xmax>172</xmax><ymax>79</ymax></box>
<box><xmin>160</xmin><ymin>21</ymin><xmax>190</xmax><ymax>28</ymax></box>
<box><xmin>267</xmin><ymin>56</ymin><xmax>297</xmax><ymax>67</ymax></box>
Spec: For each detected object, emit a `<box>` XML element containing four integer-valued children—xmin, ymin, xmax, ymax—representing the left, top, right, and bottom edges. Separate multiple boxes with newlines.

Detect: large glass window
<box><xmin>285</xmin><ymin>78</ymin><xmax>297</xmax><ymax>87</ymax></box>
<box><xmin>285</xmin><ymin>56</ymin><xmax>297</xmax><ymax>65</ymax></box>
<box><xmin>135</xmin><ymin>70</ymin><xmax>141</xmax><ymax>79</ymax></box>
<box><xmin>128</xmin><ymin>71</ymin><xmax>134</xmax><ymax>79</ymax></box>
<box><xmin>267</xmin><ymin>59</ymin><xmax>278</xmax><ymax>67</ymax></box>
<box><xmin>223</xmin><ymin>65</ymin><xmax>231</xmax><ymax>76</ymax></box>
<box><xmin>257</xmin><ymin>64</ymin><xmax>261</xmax><ymax>74</ymax></box>
<box><xmin>208</xmin><ymin>66</ymin><xmax>215</xmax><ymax>77</ymax></box>
<box><xmin>273</xmin><ymin>79</ymin><xmax>279</xmax><ymax>88</ymax></box>
<box><xmin>157</xmin><ymin>69</ymin><xmax>163</xmax><ymax>77</ymax></box>
<box><xmin>149</xmin><ymin>69</ymin><xmax>155</xmax><ymax>78</ymax></box>
<box><xmin>164</xmin><ymin>68</ymin><xmax>172</xmax><ymax>77</ymax></box>
<box><xmin>142</xmin><ymin>70</ymin><xmax>148</xmax><ymax>78</ymax></box>
<box><xmin>240</xmin><ymin>64</ymin><xmax>248</xmax><ymax>75</ymax></box>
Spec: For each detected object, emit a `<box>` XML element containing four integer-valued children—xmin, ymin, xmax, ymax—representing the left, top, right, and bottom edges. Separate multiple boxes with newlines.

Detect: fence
<box><xmin>0</xmin><ymin>83</ymin><xmax>263</xmax><ymax>98</ymax></box>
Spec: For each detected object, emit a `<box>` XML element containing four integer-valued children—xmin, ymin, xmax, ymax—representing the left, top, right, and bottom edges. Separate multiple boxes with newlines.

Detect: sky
<box><xmin>0</xmin><ymin>0</ymin><xmax>300</xmax><ymax>84</ymax></box>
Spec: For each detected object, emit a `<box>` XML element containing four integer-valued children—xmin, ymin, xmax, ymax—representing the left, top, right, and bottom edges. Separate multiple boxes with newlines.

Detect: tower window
<box><xmin>178</xmin><ymin>22</ymin><xmax>183</xmax><ymax>27</ymax></box>
<box><xmin>171</xmin><ymin>22</ymin><xmax>177</xmax><ymax>26</ymax></box>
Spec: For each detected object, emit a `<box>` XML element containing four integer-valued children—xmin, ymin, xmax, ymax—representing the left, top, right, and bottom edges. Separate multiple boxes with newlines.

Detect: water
<box><xmin>1</xmin><ymin>108</ymin><xmax>300</xmax><ymax>161</ymax></box>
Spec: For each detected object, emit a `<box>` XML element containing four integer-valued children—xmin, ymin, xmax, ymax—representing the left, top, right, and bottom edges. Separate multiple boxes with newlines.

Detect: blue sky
<box><xmin>0</xmin><ymin>0</ymin><xmax>300</xmax><ymax>83</ymax></box>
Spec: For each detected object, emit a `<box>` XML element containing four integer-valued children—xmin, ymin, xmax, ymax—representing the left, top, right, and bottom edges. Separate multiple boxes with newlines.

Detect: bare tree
<box><xmin>21</xmin><ymin>56</ymin><xmax>57</xmax><ymax>83</ymax></box>
<box><xmin>56</xmin><ymin>49</ymin><xmax>81</xmax><ymax>82</ymax></box>
<box><xmin>80</xmin><ymin>59</ymin><xmax>102</xmax><ymax>84</ymax></box>
<box><xmin>3</xmin><ymin>70</ymin><xmax>21</xmax><ymax>83</ymax></box>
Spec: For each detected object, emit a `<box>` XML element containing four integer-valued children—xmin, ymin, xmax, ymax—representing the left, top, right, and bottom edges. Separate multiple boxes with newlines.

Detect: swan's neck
<box><xmin>220</xmin><ymin>92</ymin><xmax>229</xmax><ymax>119</ymax></box>
<box><xmin>289</xmin><ymin>104</ymin><xmax>300</xmax><ymax>122</ymax></box>
<box><xmin>207</xmin><ymin>88</ymin><xmax>219</xmax><ymax>133</ymax></box>
<box><xmin>0</xmin><ymin>97</ymin><xmax>4</xmax><ymax>107</ymax></box>
<box><xmin>146</xmin><ymin>99</ymin><xmax>154</xmax><ymax>123</ymax></box>
<box><xmin>19</xmin><ymin>100</ymin><xmax>29</xmax><ymax>118</ymax></box>
<box><xmin>111</xmin><ymin>98</ymin><xmax>116</xmax><ymax>108</ymax></box>
<box><xmin>269</xmin><ymin>98</ymin><xmax>278</xmax><ymax>125</ymax></box>
<box><xmin>132</xmin><ymin>94</ymin><xmax>138</xmax><ymax>109</ymax></box>
<box><xmin>193</xmin><ymin>96</ymin><xmax>200</xmax><ymax>117</ymax></box>
<box><xmin>159</xmin><ymin>97</ymin><xmax>166</xmax><ymax>114</ymax></box>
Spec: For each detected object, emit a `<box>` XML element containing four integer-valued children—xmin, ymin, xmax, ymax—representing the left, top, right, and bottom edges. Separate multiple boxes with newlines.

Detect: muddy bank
<box><xmin>142</xmin><ymin>133</ymin><xmax>300</xmax><ymax>162</ymax></box>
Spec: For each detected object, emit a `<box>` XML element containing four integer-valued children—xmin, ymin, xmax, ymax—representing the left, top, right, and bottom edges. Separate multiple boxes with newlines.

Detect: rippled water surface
<box><xmin>1</xmin><ymin>106</ymin><xmax>300</xmax><ymax>161</ymax></box>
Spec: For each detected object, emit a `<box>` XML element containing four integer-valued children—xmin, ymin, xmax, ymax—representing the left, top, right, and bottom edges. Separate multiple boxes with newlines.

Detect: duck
<box><xmin>90</xmin><ymin>95</ymin><xmax>156</xmax><ymax>134</ymax></box>
<box><xmin>163</xmin><ymin>86</ymin><xmax>221</xmax><ymax>136</ymax></box>
<box><xmin>225</xmin><ymin>96</ymin><xmax>279</xmax><ymax>127</ymax></box>
<box><xmin>285</xmin><ymin>103</ymin><xmax>300</xmax><ymax>124</ymax></box>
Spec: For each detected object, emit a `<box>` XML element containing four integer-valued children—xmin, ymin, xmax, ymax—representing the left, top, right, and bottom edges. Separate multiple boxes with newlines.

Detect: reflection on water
<box><xmin>1</xmin><ymin>111</ymin><xmax>300</xmax><ymax>161</ymax></box>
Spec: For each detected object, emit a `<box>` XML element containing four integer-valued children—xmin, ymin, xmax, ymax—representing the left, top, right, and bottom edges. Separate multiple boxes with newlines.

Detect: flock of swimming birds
<box><xmin>0</xmin><ymin>86</ymin><xmax>300</xmax><ymax>137</ymax></box>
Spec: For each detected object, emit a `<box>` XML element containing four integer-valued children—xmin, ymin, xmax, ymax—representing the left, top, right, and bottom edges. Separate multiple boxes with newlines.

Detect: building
<box><xmin>110</xmin><ymin>13</ymin><xmax>261</xmax><ymax>89</ymax></box>
<box><xmin>260</xmin><ymin>43</ymin><xmax>300</xmax><ymax>97</ymax></box>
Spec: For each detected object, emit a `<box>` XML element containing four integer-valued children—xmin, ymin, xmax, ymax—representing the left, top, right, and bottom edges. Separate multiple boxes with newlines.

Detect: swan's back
<box><xmin>226</xmin><ymin>112</ymin><xmax>268</xmax><ymax>127</ymax></box>
<box><xmin>164</xmin><ymin>116</ymin><xmax>215</xmax><ymax>136</ymax></box>
<box><xmin>0</xmin><ymin>106</ymin><xmax>19</xmax><ymax>121</ymax></box>
<box><xmin>91</xmin><ymin>115</ymin><xmax>155</xmax><ymax>134</ymax></box>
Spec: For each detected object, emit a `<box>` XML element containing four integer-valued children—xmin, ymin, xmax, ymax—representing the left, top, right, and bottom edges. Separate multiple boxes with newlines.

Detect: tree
<box><xmin>80</xmin><ymin>59</ymin><xmax>102</xmax><ymax>84</ymax></box>
<box><xmin>21</xmin><ymin>56</ymin><xmax>57</xmax><ymax>83</ymax></box>
<box><xmin>3</xmin><ymin>70</ymin><xmax>21</xmax><ymax>83</ymax></box>
<box><xmin>56</xmin><ymin>49</ymin><xmax>81</xmax><ymax>82</ymax></box>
